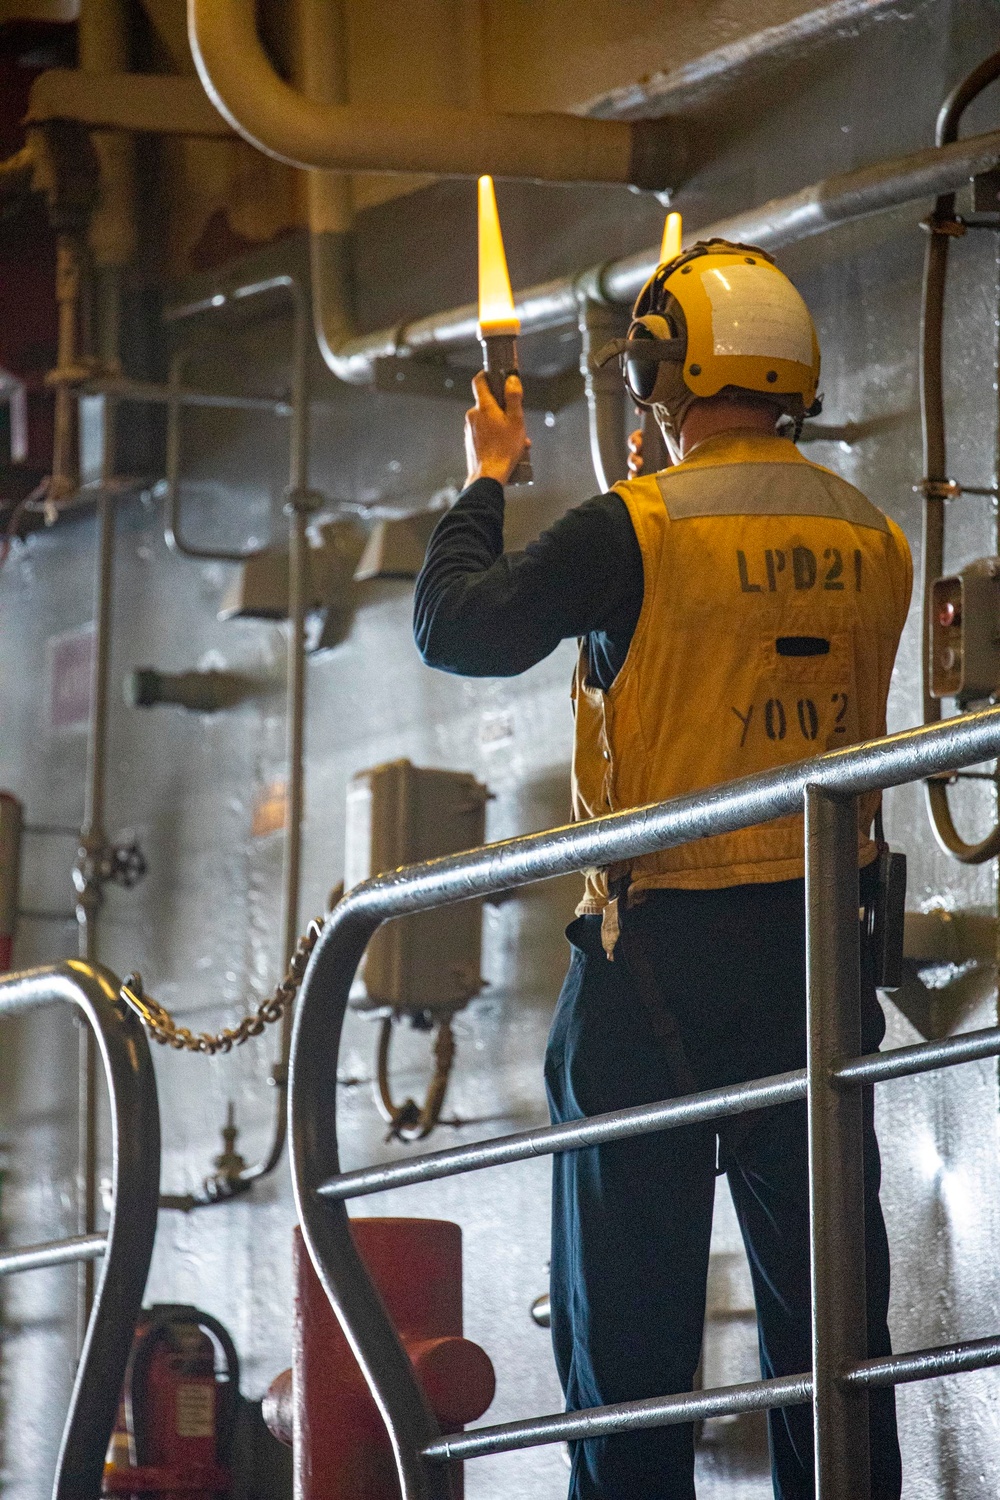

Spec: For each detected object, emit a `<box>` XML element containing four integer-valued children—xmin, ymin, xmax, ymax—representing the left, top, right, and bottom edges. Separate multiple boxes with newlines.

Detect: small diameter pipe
<box><xmin>0</xmin><ymin>1233</ymin><xmax>106</xmax><ymax>1276</ymax></box>
<box><xmin>844</xmin><ymin>1335</ymin><xmax>1000</xmax><ymax>1389</ymax></box>
<box><xmin>50</xmin><ymin>234</ymin><xmax>83</xmax><ymax>502</ymax></box>
<box><xmin>164</xmin><ymin>348</ymin><xmax>267</xmax><ymax>563</ymax></box>
<box><xmin>75</xmin><ymin>398</ymin><xmax>118</xmax><ymax>1345</ymax></box>
<box><xmin>317</xmin><ymin>1023</ymin><xmax>1000</xmax><ymax>1203</ymax></box>
<box><xmin>78</xmin><ymin>0</ymin><xmax>136</xmax><ymax>269</ymax></box>
<box><xmin>85</xmin><ymin>374</ymin><xmax>291</xmax><ymax>413</ymax></box>
<box><xmin>919</xmin><ymin>51</ymin><xmax>1000</xmax><ymax>863</ymax></box>
<box><xmin>425</xmin><ymin>1331</ymin><xmax>1000</xmax><ymax>1465</ymax></box>
<box><xmin>161</xmin><ymin>275</ymin><xmax>312</xmax><ymax>1195</ymax></box>
<box><xmin>238</xmin><ymin>278</ymin><xmax>313</xmax><ymax>1186</ymax></box>
<box><xmin>323</xmin><ymin>1072</ymin><xmax>805</xmax><ymax>1201</ymax></box>
<box><xmin>576</xmin><ymin>292</ymin><xmax>630</xmax><ymax>492</ymax></box>
<box><xmin>423</xmin><ymin>1372</ymin><xmax>814</xmax><ymax>1463</ymax></box>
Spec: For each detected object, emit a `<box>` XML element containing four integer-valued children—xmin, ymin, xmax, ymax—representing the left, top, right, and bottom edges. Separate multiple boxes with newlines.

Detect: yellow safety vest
<box><xmin>571</xmin><ymin>429</ymin><xmax>912</xmax><ymax>915</ymax></box>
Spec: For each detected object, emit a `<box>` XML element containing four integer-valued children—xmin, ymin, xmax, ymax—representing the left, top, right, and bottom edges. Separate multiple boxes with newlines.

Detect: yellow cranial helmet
<box><xmin>621</xmin><ymin>239</ymin><xmax>822</xmax><ymax>439</ymax></box>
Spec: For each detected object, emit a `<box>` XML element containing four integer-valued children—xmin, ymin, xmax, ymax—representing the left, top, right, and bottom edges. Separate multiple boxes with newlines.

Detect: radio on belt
<box><xmin>930</xmin><ymin>558</ymin><xmax>1000</xmax><ymax>703</ymax></box>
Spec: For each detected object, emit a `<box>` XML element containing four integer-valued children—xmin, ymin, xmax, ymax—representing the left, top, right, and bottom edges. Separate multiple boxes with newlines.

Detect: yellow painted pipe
<box><xmin>188</xmin><ymin>0</ymin><xmax>683</xmax><ymax>188</ymax></box>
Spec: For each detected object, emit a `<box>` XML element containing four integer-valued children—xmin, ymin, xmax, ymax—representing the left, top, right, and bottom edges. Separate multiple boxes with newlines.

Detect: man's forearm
<box><xmin>413</xmin><ymin>479</ymin><xmax>644</xmax><ymax>681</ymax></box>
<box><xmin>413</xmin><ymin>477</ymin><xmax>514</xmax><ymax>676</ymax></box>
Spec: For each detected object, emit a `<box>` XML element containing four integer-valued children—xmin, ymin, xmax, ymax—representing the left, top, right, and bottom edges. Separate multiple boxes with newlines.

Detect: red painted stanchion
<box><xmin>264</xmin><ymin>1218</ymin><xmax>495</xmax><ymax>1498</ymax></box>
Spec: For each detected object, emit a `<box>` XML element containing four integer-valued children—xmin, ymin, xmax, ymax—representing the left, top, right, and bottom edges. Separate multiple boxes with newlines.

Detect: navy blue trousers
<box><xmin>544</xmin><ymin>879</ymin><xmax>901</xmax><ymax>1500</ymax></box>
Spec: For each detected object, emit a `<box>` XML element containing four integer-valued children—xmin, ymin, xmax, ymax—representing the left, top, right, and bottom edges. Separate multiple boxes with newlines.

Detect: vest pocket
<box><xmin>747</xmin><ymin>630</ymin><xmax>859</xmax><ymax>754</ymax></box>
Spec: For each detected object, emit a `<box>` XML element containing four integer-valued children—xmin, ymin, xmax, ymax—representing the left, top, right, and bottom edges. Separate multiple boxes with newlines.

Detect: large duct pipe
<box><xmin>293</xmin><ymin>0</ymin><xmax>358</xmax><ymax>385</ymax></box>
<box><xmin>187</xmin><ymin>0</ymin><xmax>685</xmax><ymax>190</ymax></box>
<box><xmin>79</xmin><ymin>0</ymin><xmax>136</xmax><ymax>274</ymax></box>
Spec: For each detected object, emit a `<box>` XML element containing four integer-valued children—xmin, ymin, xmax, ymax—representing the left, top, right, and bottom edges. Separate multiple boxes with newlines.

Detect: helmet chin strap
<box><xmin>652</xmin><ymin>412</ymin><xmax>682</xmax><ymax>465</ymax></box>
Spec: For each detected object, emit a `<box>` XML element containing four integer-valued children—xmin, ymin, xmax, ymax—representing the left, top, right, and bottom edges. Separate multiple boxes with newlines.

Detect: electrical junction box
<box><xmin>219</xmin><ymin>519</ymin><xmax>365</xmax><ymax>651</ymax></box>
<box><xmin>345</xmin><ymin>759</ymin><xmax>489</xmax><ymax>1015</ymax></box>
<box><xmin>354</xmin><ymin>511</ymin><xmax>440</xmax><ymax>581</ymax></box>
<box><xmin>930</xmin><ymin>558</ymin><xmax>1000</xmax><ymax>702</ymax></box>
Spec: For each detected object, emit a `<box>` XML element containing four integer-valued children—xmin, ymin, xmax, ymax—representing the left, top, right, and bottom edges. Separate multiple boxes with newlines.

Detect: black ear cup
<box><xmin>624</xmin><ymin>315</ymin><xmax>676</xmax><ymax>406</ymax></box>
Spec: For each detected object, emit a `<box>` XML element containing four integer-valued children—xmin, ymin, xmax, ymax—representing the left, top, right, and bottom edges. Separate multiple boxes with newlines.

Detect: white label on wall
<box><xmin>344</xmin><ymin>778</ymin><xmax>373</xmax><ymax>893</ymax></box>
<box><xmin>47</xmin><ymin>625</ymin><xmax>95</xmax><ymax>732</ymax></box>
<box><xmin>701</xmin><ymin>265</ymin><xmax>814</xmax><ymax>365</ymax></box>
<box><xmin>176</xmin><ymin>1383</ymin><xmax>214</xmax><ymax>1439</ymax></box>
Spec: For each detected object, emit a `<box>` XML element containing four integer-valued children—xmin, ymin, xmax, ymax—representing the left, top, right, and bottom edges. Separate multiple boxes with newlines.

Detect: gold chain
<box><xmin>118</xmin><ymin>917</ymin><xmax>325</xmax><ymax>1055</ymax></box>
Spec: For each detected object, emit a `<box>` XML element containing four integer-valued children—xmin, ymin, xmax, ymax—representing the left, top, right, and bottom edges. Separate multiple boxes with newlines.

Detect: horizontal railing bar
<box><xmin>833</xmin><ymin>1024</ymin><xmax>1000</xmax><ymax>1086</ymax></box>
<box><xmin>318</xmin><ymin>1070</ymin><xmax>807</xmax><ymax>1201</ymax></box>
<box><xmin>0</xmin><ymin>1233</ymin><xmax>107</xmax><ymax>1276</ymax></box>
<box><xmin>422</xmin><ymin>1372</ymin><xmax>814</xmax><ymax>1463</ymax></box>
<box><xmin>844</xmin><ymin>1335</ymin><xmax>1000</xmax><ymax>1389</ymax></box>
<box><xmin>340</xmin><ymin>710</ymin><xmax>1000</xmax><ymax>931</ymax></box>
<box><xmin>318</xmin><ymin>1022</ymin><xmax>1000</xmax><ymax>1203</ymax></box>
<box><xmin>423</xmin><ymin>1332</ymin><xmax>1000</xmax><ymax>1464</ymax></box>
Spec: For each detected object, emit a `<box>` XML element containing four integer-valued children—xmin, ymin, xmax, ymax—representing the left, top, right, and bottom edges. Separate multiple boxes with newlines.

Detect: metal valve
<box><xmin>106</xmin><ymin>839</ymin><xmax>148</xmax><ymax>889</ymax></box>
<box><xmin>74</xmin><ymin>835</ymin><xmax>148</xmax><ymax>899</ymax></box>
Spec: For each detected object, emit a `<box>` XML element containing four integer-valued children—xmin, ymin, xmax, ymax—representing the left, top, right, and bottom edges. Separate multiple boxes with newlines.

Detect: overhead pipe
<box><xmin>302</xmin><ymin>125</ymin><xmax>1000</xmax><ymax>389</ymax></box>
<box><xmin>583</xmin><ymin>0</ymin><xmax>923</xmax><ymax>122</ymax></box>
<box><xmin>294</xmin><ymin>122</ymin><xmax>1000</xmax><ymax>494</ymax></box>
<box><xmin>170</xmin><ymin>124</ymin><xmax>1000</xmax><ymax>493</ymax></box>
<box><xmin>187</xmin><ymin>0</ymin><xmax>685</xmax><ymax>189</ymax></box>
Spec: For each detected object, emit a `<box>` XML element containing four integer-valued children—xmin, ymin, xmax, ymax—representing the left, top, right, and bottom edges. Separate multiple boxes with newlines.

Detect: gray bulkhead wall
<box><xmin>2</xmin><ymin>3</ymin><xmax>1000</xmax><ymax>1495</ymax></box>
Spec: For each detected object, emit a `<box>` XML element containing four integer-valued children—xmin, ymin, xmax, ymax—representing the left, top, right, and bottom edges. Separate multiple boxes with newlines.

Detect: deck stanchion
<box><xmin>805</xmin><ymin>786</ymin><xmax>870</xmax><ymax>1499</ymax></box>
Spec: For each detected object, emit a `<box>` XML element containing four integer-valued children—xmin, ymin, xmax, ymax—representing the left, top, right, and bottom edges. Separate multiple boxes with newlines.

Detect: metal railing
<box><xmin>0</xmin><ymin>961</ymin><xmax>161</xmax><ymax>1500</ymax></box>
<box><xmin>288</xmin><ymin>705</ymin><xmax>1000</xmax><ymax>1500</ymax></box>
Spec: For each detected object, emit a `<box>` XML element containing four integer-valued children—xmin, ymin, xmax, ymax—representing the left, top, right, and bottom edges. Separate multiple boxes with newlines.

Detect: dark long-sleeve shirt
<box><xmin>412</xmin><ymin>477</ymin><xmax>644</xmax><ymax>692</ymax></box>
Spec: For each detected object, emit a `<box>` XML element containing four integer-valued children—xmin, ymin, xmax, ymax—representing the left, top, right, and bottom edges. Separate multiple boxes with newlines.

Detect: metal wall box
<box><xmin>218</xmin><ymin>520</ymin><xmax>364</xmax><ymax>651</ymax></box>
<box><xmin>345</xmin><ymin>759</ymin><xmax>489</xmax><ymax>1014</ymax></box>
<box><xmin>354</xmin><ymin>512</ymin><xmax>440</xmax><ymax>581</ymax></box>
<box><xmin>930</xmin><ymin>559</ymin><xmax>1000</xmax><ymax>702</ymax></box>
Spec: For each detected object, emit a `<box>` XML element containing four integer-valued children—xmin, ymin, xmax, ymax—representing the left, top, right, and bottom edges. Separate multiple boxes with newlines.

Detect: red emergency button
<box><xmin>937</xmin><ymin>600</ymin><xmax>959</xmax><ymax>628</ymax></box>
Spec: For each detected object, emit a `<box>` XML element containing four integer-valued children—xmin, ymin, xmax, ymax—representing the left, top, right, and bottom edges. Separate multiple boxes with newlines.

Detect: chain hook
<box><xmin>117</xmin><ymin>916</ymin><xmax>324</xmax><ymax>1055</ymax></box>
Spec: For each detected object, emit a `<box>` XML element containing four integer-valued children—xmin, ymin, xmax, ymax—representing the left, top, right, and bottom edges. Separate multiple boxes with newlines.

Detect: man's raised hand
<box><xmin>464</xmin><ymin>371</ymin><xmax>531</xmax><ymax>487</ymax></box>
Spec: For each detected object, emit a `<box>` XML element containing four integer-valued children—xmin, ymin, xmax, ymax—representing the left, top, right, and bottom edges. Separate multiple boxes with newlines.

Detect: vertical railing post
<box><xmin>805</xmin><ymin>785</ymin><xmax>871</xmax><ymax>1499</ymax></box>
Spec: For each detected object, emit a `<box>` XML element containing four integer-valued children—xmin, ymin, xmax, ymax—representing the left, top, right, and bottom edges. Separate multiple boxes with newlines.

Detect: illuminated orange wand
<box><xmin>477</xmin><ymin>176</ymin><xmax>533</xmax><ymax>485</ymax></box>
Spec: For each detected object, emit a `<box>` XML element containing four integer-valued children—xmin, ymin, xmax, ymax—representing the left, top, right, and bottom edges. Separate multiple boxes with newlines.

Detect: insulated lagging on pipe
<box><xmin>480</xmin><ymin>335</ymin><xmax>533</xmax><ymax>486</ymax></box>
<box><xmin>919</xmin><ymin>49</ymin><xmax>1000</xmax><ymax>864</ymax></box>
<box><xmin>188</xmin><ymin>0</ymin><xmax>686</xmax><ymax>188</ymax></box>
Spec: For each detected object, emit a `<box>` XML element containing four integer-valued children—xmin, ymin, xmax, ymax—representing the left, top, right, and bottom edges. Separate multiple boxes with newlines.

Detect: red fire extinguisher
<box><xmin>103</xmin><ymin>1305</ymin><xmax>239</xmax><ymax>1498</ymax></box>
